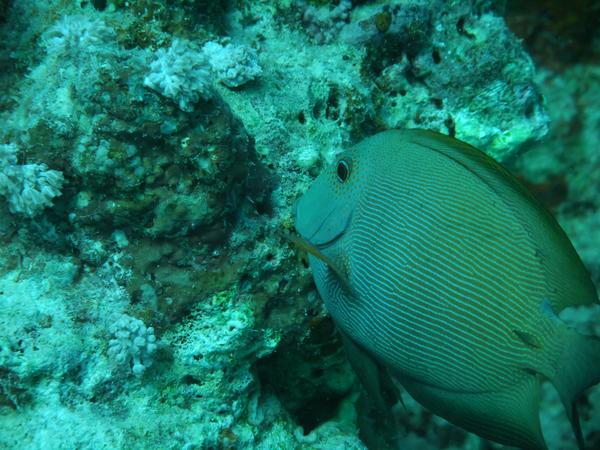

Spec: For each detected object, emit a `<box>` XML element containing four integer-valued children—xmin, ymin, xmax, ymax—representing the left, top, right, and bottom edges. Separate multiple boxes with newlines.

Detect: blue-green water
<box><xmin>0</xmin><ymin>1</ymin><xmax>599</xmax><ymax>449</ymax></box>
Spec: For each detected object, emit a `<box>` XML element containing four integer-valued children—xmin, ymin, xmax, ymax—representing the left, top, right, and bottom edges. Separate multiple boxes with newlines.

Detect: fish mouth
<box><xmin>313</xmin><ymin>231</ymin><xmax>343</xmax><ymax>250</ymax></box>
<box><xmin>304</xmin><ymin>206</ymin><xmax>352</xmax><ymax>251</ymax></box>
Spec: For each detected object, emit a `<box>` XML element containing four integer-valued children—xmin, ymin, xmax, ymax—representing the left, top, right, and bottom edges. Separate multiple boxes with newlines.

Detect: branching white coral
<box><xmin>0</xmin><ymin>143</ymin><xmax>64</xmax><ymax>217</ymax></box>
<box><xmin>202</xmin><ymin>41</ymin><xmax>262</xmax><ymax>88</ymax></box>
<box><xmin>108</xmin><ymin>315</ymin><xmax>157</xmax><ymax>377</ymax></box>
<box><xmin>42</xmin><ymin>15</ymin><xmax>115</xmax><ymax>59</ymax></box>
<box><xmin>144</xmin><ymin>39</ymin><xmax>213</xmax><ymax>112</ymax></box>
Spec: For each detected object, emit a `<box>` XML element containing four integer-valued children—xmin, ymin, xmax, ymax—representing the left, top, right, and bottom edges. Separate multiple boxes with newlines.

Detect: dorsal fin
<box><xmin>408</xmin><ymin>129</ymin><xmax>545</xmax><ymax>216</ymax></box>
<box><xmin>404</xmin><ymin>129</ymin><xmax>597</xmax><ymax>312</ymax></box>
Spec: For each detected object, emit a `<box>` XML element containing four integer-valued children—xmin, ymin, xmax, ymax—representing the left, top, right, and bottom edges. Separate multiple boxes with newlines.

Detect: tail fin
<box><xmin>550</xmin><ymin>330</ymin><xmax>600</xmax><ymax>450</ymax></box>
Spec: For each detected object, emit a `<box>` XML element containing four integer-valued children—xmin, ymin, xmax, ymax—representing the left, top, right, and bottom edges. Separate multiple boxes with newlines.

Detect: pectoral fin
<box><xmin>287</xmin><ymin>233</ymin><xmax>353</xmax><ymax>294</ymax></box>
<box><xmin>339</xmin><ymin>330</ymin><xmax>402</xmax><ymax>449</ymax></box>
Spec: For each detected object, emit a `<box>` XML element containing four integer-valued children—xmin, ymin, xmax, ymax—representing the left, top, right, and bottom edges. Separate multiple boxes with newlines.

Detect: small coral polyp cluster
<box><xmin>108</xmin><ymin>314</ymin><xmax>157</xmax><ymax>377</ymax></box>
<box><xmin>0</xmin><ymin>143</ymin><xmax>63</xmax><ymax>216</ymax></box>
<box><xmin>0</xmin><ymin>1</ymin><xmax>598</xmax><ymax>449</ymax></box>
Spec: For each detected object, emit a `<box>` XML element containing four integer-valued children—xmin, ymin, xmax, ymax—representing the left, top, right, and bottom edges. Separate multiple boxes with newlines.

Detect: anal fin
<box><xmin>398</xmin><ymin>373</ymin><xmax>547</xmax><ymax>450</ymax></box>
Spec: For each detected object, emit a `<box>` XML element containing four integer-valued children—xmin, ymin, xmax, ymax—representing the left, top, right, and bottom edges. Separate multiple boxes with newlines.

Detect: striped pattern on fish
<box><xmin>295</xmin><ymin>129</ymin><xmax>600</xmax><ymax>450</ymax></box>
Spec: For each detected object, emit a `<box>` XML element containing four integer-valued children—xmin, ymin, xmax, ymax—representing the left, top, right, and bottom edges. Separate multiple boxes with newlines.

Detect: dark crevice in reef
<box><xmin>0</xmin><ymin>0</ymin><xmax>10</xmax><ymax>23</ymax></box>
<box><xmin>503</xmin><ymin>0</ymin><xmax>600</xmax><ymax>70</ymax></box>
<box><xmin>255</xmin><ymin>315</ymin><xmax>354</xmax><ymax>434</ymax></box>
<box><xmin>292</xmin><ymin>390</ymin><xmax>348</xmax><ymax>435</ymax></box>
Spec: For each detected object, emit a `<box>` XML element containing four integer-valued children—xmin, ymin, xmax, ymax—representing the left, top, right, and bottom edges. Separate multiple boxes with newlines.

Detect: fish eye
<box><xmin>336</xmin><ymin>159</ymin><xmax>351</xmax><ymax>183</ymax></box>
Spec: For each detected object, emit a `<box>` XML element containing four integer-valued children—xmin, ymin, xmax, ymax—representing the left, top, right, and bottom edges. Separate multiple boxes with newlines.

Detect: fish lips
<box><xmin>294</xmin><ymin>198</ymin><xmax>353</xmax><ymax>249</ymax></box>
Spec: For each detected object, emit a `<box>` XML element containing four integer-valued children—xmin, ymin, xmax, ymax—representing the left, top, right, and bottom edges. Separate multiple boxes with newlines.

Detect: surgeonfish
<box><xmin>293</xmin><ymin>129</ymin><xmax>600</xmax><ymax>449</ymax></box>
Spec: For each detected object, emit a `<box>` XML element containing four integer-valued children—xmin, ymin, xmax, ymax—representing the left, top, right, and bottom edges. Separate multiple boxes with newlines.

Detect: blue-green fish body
<box><xmin>294</xmin><ymin>129</ymin><xmax>600</xmax><ymax>449</ymax></box>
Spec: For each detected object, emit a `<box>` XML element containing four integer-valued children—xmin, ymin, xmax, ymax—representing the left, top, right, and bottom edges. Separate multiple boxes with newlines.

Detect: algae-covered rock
<box><xmin>353</xmin><ymin>1</ymin><xmax>548</xmax><ymax>160</ymax></box>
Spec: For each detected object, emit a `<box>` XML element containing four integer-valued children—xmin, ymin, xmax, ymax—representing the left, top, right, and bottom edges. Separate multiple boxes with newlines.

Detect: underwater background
<box><xmin>0</xmin><ymin>1</ymin><xmax>599</xmax><ymax>449</ymax></box>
